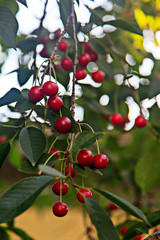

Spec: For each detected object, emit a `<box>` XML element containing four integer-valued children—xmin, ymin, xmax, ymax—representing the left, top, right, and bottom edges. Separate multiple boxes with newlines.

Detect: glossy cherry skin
<box><xmin>77</xmin><ymin>189</ymin><xmax>92</xmax><ymax>203</ymax></box>
<box><xmin>107</xmin><ymin>202</ymin><xmax>118</xmax><ymax>211</ymax></box>
<box><xmin>42</xmin><ymin>81</ymin><xmax>58</xmax><ymax>96</ymax></box>
<box><xmin>135</xmin><ymin>116</ymin><xmax>147</xmax><ymax>128</ymax></box>
<box><xmin>91</xmin><ymin>70</ymin><xmax>105</xmax><ymax>83</ymax></box>
<box><xmin>48</xmin><ymin>147</ymin><xmax>59</xmax><ymax>159</ymax></box>
<box><xmin>120</xmin><ymin>226</ymin><xmax>128</xmax><ymax>236</ymax></box>
<box><xmin>110</xmin><ymin>113</ymin><xmax>123</xmax><ymax>126</ymax></box>
<box><xmin>52</xmin><ymin>202</ymin><xmax>68</xmax><ymax>217</ymax></box>
<box><xmin>54</xmin><ymin>116</ymin><xmax>72</xmax><ymax>134</ymax></box>
<box><xmin>48</xmin><ymin>95</ymin><xmax>63</xmax><ymax>111</ymax></box>
<box><xmin>65</xmin><ymin>164</ymin><xmax>77</xmax><ymax>178</ymax></box>
<box><xmin>28</xmin><ymin>86</ymin><xmax>44</xmax><ymax>102</ymax></box>
<box><xmin>52</xmin><ymin>181</ymin><xmax>69</xmax><ymax>195</ymax></box>
<box><xmin>58</xmin><ymin>40</ymin><xmax>70</xmax><ymax>52</ymax></box>
<box><xmin>83</xmin><ymin>42</ymin><xmax>92</xmax><ymax>52</ymax></box>
<box><xmin>93</xmin><ymin>154</ymin><xmax>109</xmax><ymax>169</ymax></box>
<box><xmin>78</xmin><ymin>53</ymin><xmax>91</xmax><ymax>67</ymax></box>
<box><xmin>61</xmin><ymin>57</ymin><xmax>73</xmax><ymax>71</ymax></box>
<box><xmin>76</xmin><ymin>68</ymin><xmax>87</xmax><ymax>80</ymax></box>
<box><xmin>77</xmin><ymin>149</ymin><xmax>94</xmax><ymax>167</ymax></box>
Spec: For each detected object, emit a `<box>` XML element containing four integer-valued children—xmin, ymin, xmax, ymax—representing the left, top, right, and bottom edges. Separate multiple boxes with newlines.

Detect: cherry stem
<box><xmin>48</xmin><ymin>136</ymin><xmax>59</xmax><ymax>152</ymax></box>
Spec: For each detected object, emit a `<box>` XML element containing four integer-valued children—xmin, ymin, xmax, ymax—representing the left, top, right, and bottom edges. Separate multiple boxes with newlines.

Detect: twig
<box><xmin>31</xmin><ymin>0</ymin><xmax>49</xmax><ymax>81</ymax></box>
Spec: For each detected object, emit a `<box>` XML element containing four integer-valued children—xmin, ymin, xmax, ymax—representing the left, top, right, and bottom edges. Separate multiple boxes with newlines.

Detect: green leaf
<box><xmin>9</xmin><ymin>227</ymin><xmax>33</xmax><ymax>240</ymax></box>
<box><xmin>15</xmin><ymin>89</ymin><xmax>36</xmax><ymax>112</ymax></box>
<box><xmin>135</xmin><ymin>145</ymin><xmax>160</xmax><ymax>194</ymax></box>
<box><xmin>147</xmin><ymin>210</ymin><xmax>160</xmax><ymax>226</ymax></box>
<box><xmin>113</xmin><ymin>0</ymin><xmax>125</xmax><ymax>8</ymax></box>
<box><xmin>16</xmin><ymin>0</ymin><xmax>28</xmax><ymax>7</ymax></box>
<box><xmin>61</xmin><ymin>106</ymin><xmax>78</xmax><ymax>133</ymax></box>
<box><xmin>0</xmin><ymin>6</ymin><xmax>18</xmax><ymax>48</ymax></box>
<box><xmin>0</xmin><ymin>142</ymin><xmax>10</xmax><ymax>169</ymax></box>
<box><xmin>85</xmin><ymin>198</ymin><xmax>120</xmax><ymax>240</ymax></box>
<box><xmin>0</xmin><ymin>0</ymin><xmax>19</xmax><ymax>15</ymax></box>
<box><xmin>19</xmin><ymin>153</ymin><xmax>56</xmax><ymax>174</ymax></box>
<box><xmin>34</xmin><ymin>105</ymin><xmax>46</xmax><ymax>119</ymax></box>
<box><xmin>72</xmin><ymin>131</ymin><xmax>104</xmax><ymax>152</ymax></box>
<box><xmin>9</xmin><ymin>144</ymin><xmax>21</xmax><ymax>168</ymax></box>
<box><xmin>38</xmin><ymin>164</ymin><xmax>66</xmax><ymax>178</ymax></box>
<box><xmin>0</xmin><ymin>226</ymin><xmax>9</xmax><ymax>240</ymax></box>
<box><xmin>94</xmin><ymin>189</ymin><xmax>150</xmax><ymax>226</ymax></box>
<box><xmin>74</xmin><ymin>163</ymin><xmax>88</xmax><ymax>177</ymax></box>
<box><xmin>105</xmin><ymin>19</ymin><xmax>142</xmax><ymax>36</ymax></box>
<box><xmin>0</xmin><ymin>88</ymin><xmax>21</xmax><ymax>107</ymax></box>
<box><xmin>17</xmin><ymin>68</ymin><xmax>33</xmax><ymax>86</ymax></box>
<box><xmin>59</xmin><ymin>0</ymin><xmax>77</xmax><ymax>37</ymax></box>
<box><xmin>17</xmin><ymin>37</ymin><xmax>37</xmax><ymax>52</ymax></box>
<box><xmin>19</xmin><ymin>127</ymin><xmax>46</xmax><ymax>166</ymax></box>
<box><xmin>0</xmin><ymin>176</ymin><xmax>53</xmax><ymax>223</ymax></box>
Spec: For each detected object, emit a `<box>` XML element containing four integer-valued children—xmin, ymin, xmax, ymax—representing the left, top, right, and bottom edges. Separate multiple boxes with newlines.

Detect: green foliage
<box><xmin>0</xmin><ymin>142</ymin><xmax>10</xmax><ymax>168</ymax></box>
<box><xmin>0</xmin><ymin>88</ymin><xmax>21</xmax><ymax>107</ymax></box>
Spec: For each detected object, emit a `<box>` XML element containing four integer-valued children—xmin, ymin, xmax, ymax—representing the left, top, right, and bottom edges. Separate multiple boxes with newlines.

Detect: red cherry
<box><xmin>61</xmin><ymin>57</ymin><xmax>73</xmax><ymax>71</ymax></box>
<box><xmin>52</xmin><ymin>181</ymin><xmax>69</xmax><ymax>195</ymax></box>
<box><xmin>93</xmin><ymin>154</ymin><xmax>109</xmax><ymax>169</ymax></box>
<box><xmin>77</xmin><ymin>189</ymin><xmax>92</xmax><ymax>203</ymax></box>
<box><xmin>135</xmin><ymin>116</ymin><xmax>147</xmax><ymax>128</ymax></box>
<box><xmin>134</xmin><ymin>234</ymin><xmax>143</xmax><ymax>240</ymax></box>
<box><xmin>28</xmin><ymin>86</ymin><xmax>44</xmax><ymax>102</ymax></box>
<box><xmin>76</xmin><ymin>68</ymin><xmax>87</xmax><ymax>80</ymax></box>
<box><xmin>54</xmin><ymin>28</ymin><xmax>62</xmax><ymax>39</ymax></box>
<box><xmin>54</xmin><ymin>116</ymin><xmax>72</xmax><ymax>134</ymax></box>
<box><xmin>120</xmin><ymin>226</ymin><xmax>128</xmax><ymax>235</ymax></box>
<box><xmin>110</xmin><ymin>113</ymin><xmax>123</xmax><ymax>126</ymax></box>
<box><xmin>38</xmin><ymin>36</ymin><xmax>50</xmax><ymax>44</ymax></box>
<box><xmin>52</xmin><ymin>202</ymin><xmax>68</xmax><ymax>217</ymax></box>
<box><xmin>0</xmin><ymin>136</ymin><xmax>6</xmax><ymax>143</ymax></box>
<box><xmin>83</xmin><ymin>42</ymin><xmax>93</xmax><ymax>53</ymax></box>
<box><xmin>91</xmin><ymin>70</ymin><xmax>105</xmax><ymax>83</ymax></box>
<box><xmin>104</xmin><ymin>113</ymin><xmax>110</xmax><ymax>120</ymax></box>
<box><xmin>42</xmin><ymin>81</ymin><xmax>58</xmax><ymax>96</ymax></box>
<box><xmin>39</xmin><ymin>47</ymin><xmax>50</xmax><ymax>58</ymax></box>
<box><xmin>48</xmin><ymin>147</ymin><xmax>59</xmax><ymax>159</ymax></box>
<box><xmin>58</xmin><ymin>40</ymin><xmax>70</xmax><ymax>52</ymax></box>
<box><xmin>78</xmin><ymin>53</ymin><xmax>91</xmax><ymax>67</ymax></box>
<box><xmin>107</xmin><ymin>202</ymin><xmax>118</xmax><ymax>211</ymax></box>
<box><xmin>48</xmin><ymin>95</ymin><xmax>63</xmax><ymax>111</ymax></box>
<box><xmin>77</xmin><ymin>149</ymin><xmax>94</xmax><ymax>167</ymax></box>
<box><xmin>89</xmin><ymin>51</ymin><xmax>98</xmax><ymax>62</ymax></box>
<box><xmin>65</xmin><ymin>164</ymin><xmax>77</xmax><ymax>178</ymax></box>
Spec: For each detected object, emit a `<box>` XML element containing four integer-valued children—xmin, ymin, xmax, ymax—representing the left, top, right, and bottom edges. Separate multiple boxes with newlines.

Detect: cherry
<box><xmin>42</xmin><ymin>81</ymin><xmax>58</xmax><ymax>96</ymax></box>
<box><xmin>48</xmin><ymin>95</ymin><xmax>63</xmax><ymax>111</ymax></box>
<box><xmin>54</xmin><ymin>116</ymin><xmax>72</xmax><ymax>134</ymax></box>
<box><xmin>28</xmin><ymin>86</ymin><xmax>44</xmax><ymax>102</ymax></box>
<box><xmin>135</xmin><ymin>116</ymin><xmax>147</xmax><ymax>128</ymax></box>
<box><xmin>83</xmin><ymin>42</ymin><xmax>92</xmax><ymax>53</ymax></box>
<box><xmin>78</xmin><ymin>53</ymin><xmax>91</xmax><ymax>67</ymax></box>
<box><xmin>52</xmin><ymin>181</ymin><xmax>69</xmax><ymax>195</ymax></box>
<box><xmin>58</xmin><ymin>40</ymin><xmax>70</xmax><ymax>52</ymax></box>
<box><xmin>54</xmin><ymin>28</ymin><xmax>62</xmax><ymax>39</ymax></box>
<box><xmin>110</xmin><ymin>113</ymin><xmax>123</xmax><ymax>126</ymax></box>
<box><xmin>77</xmin><ymin>149</ymin><xmax>94</xmax><ymax>167</ymax></box>
<box><xmin>107</xmin><ymin>202</ymin><xmax>118</xmax><ymax>211</ymax></box>
<box><xmin>48</xmin><ymin>147</ymin><xmax>59</xmax><ymax>159</ymax></box>
<box><xmin>0</xmin><ymin>136</ymin><xmax>6</xmax><ymax>143</ymax></box>
<box><xmin>120</xmin><ymin>226</ymin><xmax>128</xmax><ymax>235</ymax></box>
<box><xmin>65</xmin><ymin>164</ymin><xmax>77</xmax><ymax>178</ymax></box>
<box><xmin>76</xmin><ymin>68</ymin><xmax>87</xmax><ymax>80</ymax></box>
<box><xmin>39</xmin><ymin>47</ymin><xmax>50</xmax><ymax>58</ymax></box>
<box><xmin>91</xmin><ymin>70</ymin><xmax>105</xmax><ymax>83</ymax></box>
<box><xmin>77</xmin><ymin>189</ymin><xmax>92</xmax><ymax>203</ymax></box>
<box><xmin>52</xmin><ymin>202</ymin><xmax>68</xmax><ymax>217</ymax></box>
<box><xmin>134</xmin><ymin>234</ymin><xmax>143</xmax><ymax>240</ymax></box>
<box><xmin>89</xmin><ymin>51</ymin><xmax>98</xmax><ymax>62</ymax></box>
<box><xmin>61</xmin><ymin>57</ymin><xmax>73</xmax><ymax>71</ymax></box>
<box><xmin>38</xmin><ymin>36</ymin><xmax>50</xmax><ymax>44</ymax></box>
<box><xmin>93</xmin><ymin>154</ymin><xmax>109</xmax><ymax>169</ymax></box>
<box><xmin>104</xmin><ymin>113</ymin><xmax>110</xmax><ymax>120</ymax></box>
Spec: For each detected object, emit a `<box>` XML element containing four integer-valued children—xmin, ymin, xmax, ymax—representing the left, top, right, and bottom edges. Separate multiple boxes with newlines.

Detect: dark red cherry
<box><xmin>54</xmin><ymin>116</ymin><xmax>72</xmax><ymax>134</ymax></box>
<box><xmin>48</xmin><ymin>95</ymin><xmax>63</xmax><ymax>111</ymax></box>
<box><xmin>110</xmin><ymin>113</ymin><xmax>123</xmax><ymax>126</ymax></box>
<box><xmin>61</xmin><ymin>57</ymin><xmax>73</xmax><ymax>71</ymax></box>
<box><xmin>65</xmin><ymin>164</ymin><xmax>77</xmax><ymax>178</ymax></box>
<box><xmin>135</xmin><ymin>116</ymin><xmax>147</xmax><ymax>128</ymax></box>
<box><xmin>77</xmin><ymin>189</ymin><xmax>92</xmax><ymax>203</ymax></box>
<box><xmin>52</xmin><ymin>202</ymin><xmax>68</xmax><ymax>217</ymax></box>
<box><xmin>28</xmin><ymin>86</ymin><xmax>44</xmax><ymax>102</ymax></box>
<box><xmin>58</xmin><ymin>40</ymin><xmax>70</xmax><ymax>52</ymax></box>
<box><xmin>93</xmin><ymin>154</ymin><xmax>109</xmax><ymax>169</ymax></box>
<box><xmin>76</xmin><ymin>68</ymin><xmax>87</xmax><ymax>80</ymax></box>
<box><xmin>52</xmin><ymin>181</ymin><xmax>69</xmax><ymax>195</ymax></box>
<box><xmin>78</xmin><ymin>53</ymin><xmax>91</xmax><ymax>67</ymax></box>
<box><xmin>42</xmin><ymin>81</ymin><xmax>58</xmax><ymax>96</ymax></box>
<box><xmin>91</xmin><ymin>70</ymin><xmax>105</xmax><ymax>83</ymax></box>
<box><xmin>77</xmin><ymin>149</ymin><xmax>94</xmax><ymax>167</ymax></box>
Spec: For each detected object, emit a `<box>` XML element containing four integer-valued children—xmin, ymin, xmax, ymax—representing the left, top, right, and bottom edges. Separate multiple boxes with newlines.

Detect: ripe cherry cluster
<box><xmin>104</xmin><ymin>112</ymin><xmax>147</xmax><ymax>128</ymax></box>
<box><xmin>50</xmin><ymin>148</ymin><xmax>109</xmax><ymax>217</ymax></box>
